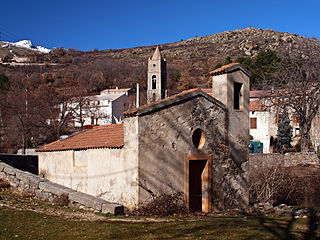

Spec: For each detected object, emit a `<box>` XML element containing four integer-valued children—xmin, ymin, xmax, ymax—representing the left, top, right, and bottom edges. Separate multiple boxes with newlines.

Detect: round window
<box><xmin>192</xmin><ymin>128</ymin><xmax>205</xmax><ymax>149</ymax></box>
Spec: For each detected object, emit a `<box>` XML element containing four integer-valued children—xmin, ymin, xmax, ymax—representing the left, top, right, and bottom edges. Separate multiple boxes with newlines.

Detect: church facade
<box><xmin>37</xmin><ymin>48</ymin><xmax>250</xmax><ymax>212</ymax></box>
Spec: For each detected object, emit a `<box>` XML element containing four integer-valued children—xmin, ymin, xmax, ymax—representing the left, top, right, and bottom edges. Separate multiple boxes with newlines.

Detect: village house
<box><xmin>60</xmin><ymin>87</ymin><xmax>132</xmax><ymax>129</ymax></box>
<box><xmin>37</xmin><ymin>49</ymin><xmax>250</xmax><ymax>212</ymax></box>
<box><xmin>249</xmin><ymin>90</ymin><xmax>306</xmax><ymax>153</ymax></box>
<box><xmin>73</xmin><ymin>87</ymin><xmax>132</xmax><ymax>127</ymax></box>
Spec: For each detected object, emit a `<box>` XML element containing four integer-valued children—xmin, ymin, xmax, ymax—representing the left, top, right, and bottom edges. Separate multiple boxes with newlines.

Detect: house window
<box><xmin>152</xmin><ymin>75</ymin><xmax>157</xmax><ymax>89</ymax></box>
<box><xmin>250</xmin><ymin>118</ymin><xmax>257</xmax><ymax>129</ymax></box>
<box><xmin>234</xmin><ymin>82</ymin><xmax>243</xmax><ymax>110</ymax></box>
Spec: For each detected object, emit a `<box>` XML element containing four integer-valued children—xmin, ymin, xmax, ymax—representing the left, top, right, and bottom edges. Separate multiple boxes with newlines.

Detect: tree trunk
<box><xmin>300</xmin><ymin>124</ymin><xmax>310</xmax><ymax>153</ymax></box>
<box><xmin>21</xmin><ymin>130</ymin><xmax>26</xmax><ymax>155</ymax></box>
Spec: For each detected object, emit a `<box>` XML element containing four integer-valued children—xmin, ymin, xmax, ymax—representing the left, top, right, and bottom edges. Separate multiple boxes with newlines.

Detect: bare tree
<box><xmin>264</xmin><ymin>39</ymin><xmax>320</xmax><ymax>152</ymax></box>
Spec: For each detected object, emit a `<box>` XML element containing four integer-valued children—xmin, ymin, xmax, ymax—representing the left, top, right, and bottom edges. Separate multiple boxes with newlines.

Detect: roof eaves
<box><xmin>209</xmin><ymin>63</ymin><xmax>251</xmax><ymax>78</ymax></box>
<box><xmin>37</xmin><ymin>145</ymin><xmax>124</xmax><ymax>152</ymax></box>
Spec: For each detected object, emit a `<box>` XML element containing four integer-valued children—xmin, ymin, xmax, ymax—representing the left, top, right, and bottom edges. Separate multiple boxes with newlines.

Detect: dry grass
<box><xmin>0</xmin><ymin>179</ymin><xmax>10</xmax><ymax>189</ymax></box>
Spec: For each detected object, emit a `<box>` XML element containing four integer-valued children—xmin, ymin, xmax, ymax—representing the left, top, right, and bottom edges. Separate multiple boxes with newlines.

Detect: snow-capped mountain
<box><xmin>1</xmin><ymin>40</ymin><xmax>51</xmax><ymax>53</ymax></box>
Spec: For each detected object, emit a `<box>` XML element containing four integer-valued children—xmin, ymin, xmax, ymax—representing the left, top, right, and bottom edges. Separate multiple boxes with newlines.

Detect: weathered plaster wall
<box><xmin>0</xmin><ymin>161</ymin><xmax>123</xmax><ymax>214</ymax></box>
<box><xmin>112</xmin><ymin>94</ymin><xmax>128</xmax><ymax>123</ymax></box>
<box><xmin>213</xmin><ymin>70</ymin><xmax>250</xmax><ymax>208</ymax></box>
<box><xmin>250</xmin><ymin>111</ymin><xmax>271</xmax><ymax>153</ymax></box>
<box><xmin>137</xmin><ymin>95</ymin><xmax>247</xmax><ymax>210</ymax></box>
<box><xmin>38</xmin><ymin>117</ymin><xmax>140</xmax><ymax>209</ymax></box>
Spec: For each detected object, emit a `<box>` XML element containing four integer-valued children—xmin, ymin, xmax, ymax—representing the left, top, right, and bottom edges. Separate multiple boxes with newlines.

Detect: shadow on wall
<box><xmin>137</xmin><ymin>97</ymin><xmax>249</xmax><ymax>210</ymax></box>
<box><xmin>0</xmin><ymin>154</ymin><xmax>38</xmax><ymax>174</ymax></box>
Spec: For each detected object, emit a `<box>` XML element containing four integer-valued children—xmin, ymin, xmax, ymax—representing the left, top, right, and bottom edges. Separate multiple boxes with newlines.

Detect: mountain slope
<box><xmin>1</xmin><ymin>27</ymin><xmax>320</xmax><ymax>91</ymax></box>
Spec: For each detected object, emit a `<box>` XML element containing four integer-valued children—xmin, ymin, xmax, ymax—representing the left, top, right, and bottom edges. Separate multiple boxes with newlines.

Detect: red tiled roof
<box><xmin>209</xmin><ymin>63</ymin><xmax>239</xmax><ymax>74</ymax></box>
<box><xmin>37</xmin><ymin>124</ymin><xmax>124</xmax><ymax>152</ymax></box>
<box><xmin>250</xmin><ymin>90</ymin><xmax>269</xmax><ymax>98</ymax></box>
<box><xmin>250</xmin><ymin>100</ymin><xmax>267</xmax><ymax>111</ymax></box>
<box><xmin>209</xmin><ymin>63</ymin><xmax>251</xmax><ymax>77</ymax></box>
<box><xmin>200</xmin><ymin>88</ymin><xmax>212</xmax><ymax>93</ymax></box>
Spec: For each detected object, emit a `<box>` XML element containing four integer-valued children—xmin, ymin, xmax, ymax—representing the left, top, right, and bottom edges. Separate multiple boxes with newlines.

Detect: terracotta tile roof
<box><xmin>185</xmin><ymin>88</ymin><xmax>211</xmax><ymax>94</ymax></box>
<box><xmin>124</xmin><ymin>88</ymin><xmax>226</xmax><ymax>117</ymax></box>
<box><xmin>250</xmin><ymin>100</ymin><xmax>267</xmax><ymax>111</ymax></box>
<box><xmin>250</xmin><ymin>90</ymin><xmax>269</xmax><ymax>98</ymax></box>
<box><xmin>37</xmin><ymin>124</ymin><xmax>124</xmax><ymax>152</ymax></box>
<box><xmin>209</xmin><ymin>63</ymin><xmax>239</xmax><ymax>74</ymax></box>
<box><xmin>200</xmin><ymin>88</ymin><xmax>212</xmax><ymax>93</ymax></box>
<box><xmin>209</xmin><ymin>63</ymin><xmax>250</xmax><ymax>77</ymax></box>
<box><xmin>184</xmin><ymin>88</ymin><xmax>211</xmax><ymax>94</ymax></box>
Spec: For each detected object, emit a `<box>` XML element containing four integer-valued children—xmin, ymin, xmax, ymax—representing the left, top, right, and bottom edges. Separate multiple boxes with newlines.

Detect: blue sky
<box><xmin>1</xmin><ymin>0</ymin><xmax>320</xmax><ymax>51</ymax></box>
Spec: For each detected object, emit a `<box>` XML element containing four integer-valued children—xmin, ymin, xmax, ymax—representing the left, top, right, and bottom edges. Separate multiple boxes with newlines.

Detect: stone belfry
<box><xmin>147</xmin><ymin>46</ymin><xmax>167</xmax><ymax>103</ymax></box>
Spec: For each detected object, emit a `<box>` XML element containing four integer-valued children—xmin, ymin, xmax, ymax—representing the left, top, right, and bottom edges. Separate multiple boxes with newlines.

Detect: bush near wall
<box><xmin>250</xmin><ymin>153</ymin><xmax>320</xmax><ymax>207</ymax></box>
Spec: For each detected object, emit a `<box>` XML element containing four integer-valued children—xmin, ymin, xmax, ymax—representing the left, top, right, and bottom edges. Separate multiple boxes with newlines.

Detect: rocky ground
<box><xmin>0</xmin><ymin>179</ymin><xmax>176</xmax><ymax>222</ymax></box>
<box><xmin>1</xmin><ymin>178</ymin><xmax>319</xmax><ymax>222</ymax></box>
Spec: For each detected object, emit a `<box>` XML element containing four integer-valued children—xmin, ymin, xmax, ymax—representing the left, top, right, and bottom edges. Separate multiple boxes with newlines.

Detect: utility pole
<box><xmin>136</xmin><ymin>83</ymin><xmax>140</xmax><ymax>108</ymax></box>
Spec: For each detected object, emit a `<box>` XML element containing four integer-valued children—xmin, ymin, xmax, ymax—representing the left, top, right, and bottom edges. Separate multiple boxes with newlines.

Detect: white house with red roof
<box><xmin>249</xmin><ymin>90</ymin><xmax>301</xmax><ymax>153</ymax></box>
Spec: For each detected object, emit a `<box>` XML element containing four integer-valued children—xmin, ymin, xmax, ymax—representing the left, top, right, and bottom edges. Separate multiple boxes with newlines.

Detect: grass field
<box><xmin>0</xmin><ymin>188</ymin><xmax>319</xmax><ymax>239</ymax></box>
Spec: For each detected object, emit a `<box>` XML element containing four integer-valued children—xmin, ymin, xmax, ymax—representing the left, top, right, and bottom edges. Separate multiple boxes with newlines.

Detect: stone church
<box><xmin>37</xmin><ymin>47</ymin><xmax>250</xmax><ymax>212</ymax></box>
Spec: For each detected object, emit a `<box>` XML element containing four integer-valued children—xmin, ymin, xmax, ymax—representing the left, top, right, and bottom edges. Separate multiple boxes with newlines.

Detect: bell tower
<box><xmin>147</xmin><ymin>46</ymin><xmax>167</xmax><ymax>103</ymax></box>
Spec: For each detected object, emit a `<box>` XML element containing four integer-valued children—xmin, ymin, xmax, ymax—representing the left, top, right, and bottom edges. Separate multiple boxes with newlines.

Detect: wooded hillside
<box><xmin>0</xmin><ymin>27</ymin><xmax>320</xmax><ymax>152</ymax></box>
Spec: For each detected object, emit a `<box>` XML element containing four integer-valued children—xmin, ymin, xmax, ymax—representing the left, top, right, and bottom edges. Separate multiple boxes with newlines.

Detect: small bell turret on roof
<box><xmin>151</xmin><ymin>46</ymin><xmax>162</xmax><ymax>60</ymax></box>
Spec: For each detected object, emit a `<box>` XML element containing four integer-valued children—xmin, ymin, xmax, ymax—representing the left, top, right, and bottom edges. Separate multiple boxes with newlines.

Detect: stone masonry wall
<box><xmin>138</xmin><ymin>95</ymin><xmax>248</xmax><ymax>211</ymax></box>
<box><xmin>250</xmin><ymin>153</ymin><xmax>319</xmax><ymax>169</ymax></box>
<box><xmin>0</xmin><ymin>161</ymin><xmax>123</xmax><ymax>215</ymax></box>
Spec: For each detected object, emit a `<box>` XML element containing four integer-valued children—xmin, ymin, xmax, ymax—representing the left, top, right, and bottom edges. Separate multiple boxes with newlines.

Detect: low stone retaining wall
<box><xmin>250</xmin><ymin>153</ymin><xmax>319</xmax><ymax>168</ymax></box>
<box><xmin>0</xmin><ymin>161</ymin><xmax>124</xmax><ymax>215</ymax></box>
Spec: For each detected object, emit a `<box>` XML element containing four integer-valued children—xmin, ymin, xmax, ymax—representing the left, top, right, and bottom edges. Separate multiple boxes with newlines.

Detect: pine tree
<box><xmin>276</xmin><ymin>110</ymin><xmax>293</xmax><ymax>151</ymax></box>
